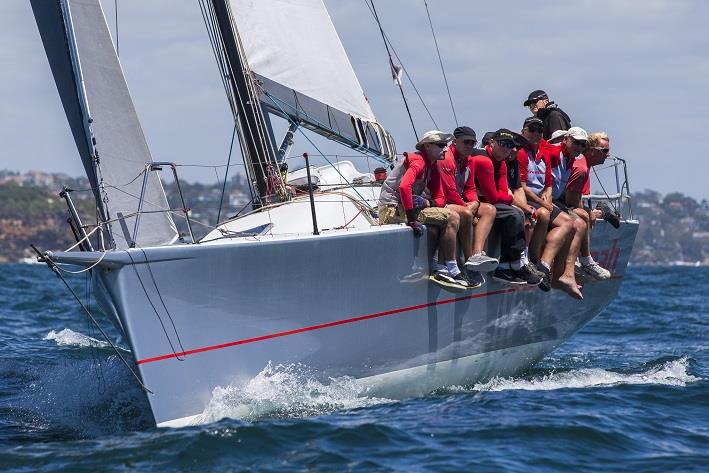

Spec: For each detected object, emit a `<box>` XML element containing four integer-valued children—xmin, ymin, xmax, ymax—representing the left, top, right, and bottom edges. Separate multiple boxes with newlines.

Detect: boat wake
<box><xmin>467</xmin><ymin>357</ymin><xmax>699</xmax><ymax>393</ymax></box>
<box><xmin>43</xmin><ymin>328</ymin><xmax>127</xmax><ymax>351</ymax></box>
<box><xmin>195</xmin><ymin>362</ymin><xmax>394</xmax><ymax>425</ymax></box>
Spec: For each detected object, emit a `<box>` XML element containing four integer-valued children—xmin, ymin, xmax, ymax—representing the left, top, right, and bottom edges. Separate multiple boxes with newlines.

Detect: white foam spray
<box><xmin>43</xmin><ymin>328</ymin><xmax>126</xmax><ymax>351</ymax></box>
<box><xmin>471</xmin><ymin>357</ymin><xmax>699</xmax><ymax>392</ymax></box>
<box><xmin>194</xmin><ymin>362</ymin><xmax>394</xmax><ymax>425</ymax></box>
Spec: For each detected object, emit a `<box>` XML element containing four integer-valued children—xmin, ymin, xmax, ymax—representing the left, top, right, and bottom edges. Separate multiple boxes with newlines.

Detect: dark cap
<box><xmin>453</xmin><ymin>126</ymin><xmax>477</xmax><ymax>141</ymax></box>
<box><xmin>523</xmin><ymin>89</ymin><xmax>548</xmax><ymax>107</ymax></box>
<box><xmin>523</xmin><ymin>116</ymin><xmax>544</xmax><ymax>129</ymax></box>
<box><xmin>492</xmin><ymin>128</ymin><xmax>516</xmax><ymax>142</ymax></box>
<box><xmin>481</xmin><ymin>131</ymin><xmax>495</xmax><ymax>147</ymax></box>
<box><xmin>511</xmin><ymin>131</ymin><xmax>529</xmax><ymax>149</ymax></box>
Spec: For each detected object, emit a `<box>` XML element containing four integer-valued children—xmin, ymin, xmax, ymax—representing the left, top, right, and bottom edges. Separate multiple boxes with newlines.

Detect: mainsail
<box><xmin>31</xmin><ymin>0</ymin><xmax>178</xmax><ymax>249</ymax></box>
<box><xmin>229</xmin><ymin>0</ymin><xmax>396</xmax><ymax>160</ymax></box>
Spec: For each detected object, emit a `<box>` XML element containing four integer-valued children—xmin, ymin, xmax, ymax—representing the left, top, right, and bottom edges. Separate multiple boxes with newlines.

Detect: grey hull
<box><xmin>53</xmin><ymin>220</ymin><xmax>637</xmax><ymax>427</ymax></box>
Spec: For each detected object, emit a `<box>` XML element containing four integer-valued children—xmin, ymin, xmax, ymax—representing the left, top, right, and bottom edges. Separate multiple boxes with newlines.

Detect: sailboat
<box><xmin>31</xmin><ymin>0</ymin><xmax>639</xmax><ymax>428</ymax></box>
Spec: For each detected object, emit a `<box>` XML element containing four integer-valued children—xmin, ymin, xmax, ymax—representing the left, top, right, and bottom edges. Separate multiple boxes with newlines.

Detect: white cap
<box><xmin>549</xmin><ymin>129</ymin><xmax>568</xmax><ymax>143</ymax></box>
<box><xmin>565</xmin><ymin>126</ymin><xmax>588</xmax><ymax>141</ymax></box>
<box><xmin>416</xmin><ymin>130</ymin><xmax>453</xmax><ymax>150</ymax></box>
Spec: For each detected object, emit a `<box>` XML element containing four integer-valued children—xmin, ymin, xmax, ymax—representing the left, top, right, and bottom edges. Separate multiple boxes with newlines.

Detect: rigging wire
<box><xmin>592</xmin><ymin>165</ymin><xmax>620</xmax><ymax>214</ymax></box>
<box><xmin>367</xmin><ymin>0</ymin><xmax>417</xmax><ymax>140</ymax></box>
<box><xmin>216</xmin><ymin>124</ymin><xmax>237</xmax><ymax>225</ymax></box>
<box><xmin>423</xmin><ymin>0</ymin><xmax>457</xmax><ymax>126</ymax></box>
<box><xmin>114</xmin><ymin>0</ymin><xmax>119</xmax><ymax>57</ymax></box>
<box><xmin>32</xmin><ymin>246</ymin><xmax>153</xmax><ymax>394</ymax></box>
<box><xmin>363</xmin><ymin>0</ymin><xmax>439</xmax><ymax>130</ymax></box>
<box><xmin>124</xmin><ymin>248</ymin><xmax>187</xmax><ymax>361</ymax></box>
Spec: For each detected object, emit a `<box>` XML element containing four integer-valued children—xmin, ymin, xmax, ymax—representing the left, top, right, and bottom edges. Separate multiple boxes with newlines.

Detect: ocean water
<box><xmin>0</xmin><ymin>264</ymin><xmax>706</xmax><ymax>472</ymax></box>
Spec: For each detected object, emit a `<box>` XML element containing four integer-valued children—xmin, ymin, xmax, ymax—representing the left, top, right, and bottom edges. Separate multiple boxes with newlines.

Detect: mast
<box><xmin>210</xmin><ymin>0</ymin><xmax>281</xmax><ymax>207</ymax></box>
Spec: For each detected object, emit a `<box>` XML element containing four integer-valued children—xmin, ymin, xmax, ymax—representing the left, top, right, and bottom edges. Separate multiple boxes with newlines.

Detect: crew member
<box><xmin>437</xmin><ymin>126</ymin><xmax>499</xmax><ymax>287</ymax></box>
<box><xmin>518</xmin><ymin>117</ymin><xmax>581</xmax><ymax>299</ymax></box>
<box><xmin>524</xmin><ymin>89</ymin><xmax>572</xmax><ymax>140</ymax></box>
<box><xmin>475</xmin><ymin>129</ymin><xmax>541</xmax><ymax>285</ymax></box>
<box><xmin>378</xmin><ymin>130</ymin><xmax>467</xmax><ymax>289</ymax></box>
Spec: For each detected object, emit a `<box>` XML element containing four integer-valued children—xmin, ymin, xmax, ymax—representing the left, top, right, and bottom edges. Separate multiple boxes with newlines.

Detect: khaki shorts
<box><xmin>379</xmin><ymin>204</ymin><xmax>451</xmax><ymax>226</ymax></box>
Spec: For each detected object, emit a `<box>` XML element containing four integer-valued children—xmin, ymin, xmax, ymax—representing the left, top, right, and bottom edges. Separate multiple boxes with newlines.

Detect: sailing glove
<box><xmin>412</xmin><ymin>195</ymin><xmax>427</xmax><ymax>209</ymax></box>
<box><xmin>406</xmin><ymin>209</ymin><xmax>424</xmax><ymax>237</ymax></box>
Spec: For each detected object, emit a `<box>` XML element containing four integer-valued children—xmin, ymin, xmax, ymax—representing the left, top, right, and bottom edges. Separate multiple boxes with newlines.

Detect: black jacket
<box><xmin>537</xmin><ymin>102</ymin><xmax>571</xmax><ymax>140</ymax></box>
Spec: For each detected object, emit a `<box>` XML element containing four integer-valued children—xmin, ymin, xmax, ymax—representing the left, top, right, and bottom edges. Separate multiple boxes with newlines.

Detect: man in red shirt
<box><xmin>518</xmin><ymin>117</ymin><xmax>581</xmax><ymax>299</ymax></box>
<box><xmin>475</xmin><ymin>129</ymin><xmax>541</xmax><ymax>285</ymax></box>
<box><xmin>437</xmin><ymin>126</ymin><xmax>499</xmax><ymax>287</ymax></box>
<box><xmin>549</xmin><ymin>127</ymin><xmax>612</xmax><ymax>282</ymax></box>
<box><xmin>378</xmin><ymin>130</ymin><xmax>466</xmax><ymax>289</ymax></box>
<box><xmin>564</xmin><ymin>131</ymin><xmax>618</xmax><ymax>279</ymax></box>
<box><xmin>565</xmin><ymin>131</ymin><xmax>617</xmax><ymax>223</ymax></box>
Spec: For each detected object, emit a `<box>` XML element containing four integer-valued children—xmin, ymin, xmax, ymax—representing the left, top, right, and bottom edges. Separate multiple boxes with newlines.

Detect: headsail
<box><xmin>31</xmin><ymin>0</ymin><xmax>178</xmax><ymax>249</ymax></box>
<box><xmin>229</xmin><ymin>0</ymin><xmax>396</xmax><ymax>161</ymax></box>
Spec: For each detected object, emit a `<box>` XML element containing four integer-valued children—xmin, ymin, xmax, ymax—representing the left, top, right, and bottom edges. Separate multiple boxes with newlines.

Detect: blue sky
<box><xmin>1</xmin><ymin>1</ymin><xmax>708</xmax><ymax>200</ymax></box>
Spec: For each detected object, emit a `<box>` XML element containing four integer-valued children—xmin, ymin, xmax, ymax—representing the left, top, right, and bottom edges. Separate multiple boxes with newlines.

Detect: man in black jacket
<box><xmin>523</xmin><ymin>89</ymin><xmax>571</xmax><ymax>140</ymax></box>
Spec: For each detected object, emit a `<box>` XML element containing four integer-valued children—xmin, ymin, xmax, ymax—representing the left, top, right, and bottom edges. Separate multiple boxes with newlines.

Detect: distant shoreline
<box><xmin>1</xmin><ymin>170</ymin><xmax>707</xmax><ymax>265</ymax></box>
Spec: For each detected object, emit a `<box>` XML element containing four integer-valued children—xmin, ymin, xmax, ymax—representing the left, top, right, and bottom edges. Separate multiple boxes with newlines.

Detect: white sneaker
<box><xmin>464</xmin><ymin>252</ymin><xmax>499</xmax><ymax>273</ymax></box>
<box><xmin>581</xmin><ymin>261</ymin><xmax>611</xmax><ymax>280</ymax></box>
<box><xmin>431</xmin><ymin>270</ymin><xmax>468</xmax><ymax>292</ymax></box>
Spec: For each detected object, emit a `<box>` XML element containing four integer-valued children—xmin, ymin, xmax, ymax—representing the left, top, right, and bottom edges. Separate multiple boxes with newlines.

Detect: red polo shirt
<box><xmin>399</xmin><ymin>151</ymin><xmax>446</xmax><ymax>210</ymax></box>
<box><xmin>517</xmin><ymin>141</ymin><xmax>552</xmax><ymax>189</ymax></box>
<box><xmin>474</xmin><ymin>146</ymin><xmax>513</xmax><ymax>205</ymax></box>
<box><xmin>436</xmin><ymin>144</ymin><xmax>474</xmax><ymax>206</ymax></box>
<box><xmin>566</xmin><ymin>155</ymin><xmax>591</xmax><ymax>196</ymax></box>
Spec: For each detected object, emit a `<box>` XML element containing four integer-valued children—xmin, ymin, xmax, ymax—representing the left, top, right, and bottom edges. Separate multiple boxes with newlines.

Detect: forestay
<box><xmin>229</xmin><ymin>0</ymin><xmax>396</xmax><ymax>160</ymax></box>
<box><xmin>31</xmin><ymin>0</ymin><xmax>178</xmax><ymax>249</ymax></box>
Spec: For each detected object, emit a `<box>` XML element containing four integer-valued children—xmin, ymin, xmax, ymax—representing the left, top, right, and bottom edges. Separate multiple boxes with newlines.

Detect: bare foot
<box><xmin>553</xmin><ymin>274</ymin><xmax>584</xmax><ymax>300</ymax></box>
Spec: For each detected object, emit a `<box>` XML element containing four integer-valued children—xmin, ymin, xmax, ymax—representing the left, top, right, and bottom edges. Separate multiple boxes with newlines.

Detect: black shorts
<box><xmin>529</xmin><ymin>201</ymin><xmax>562</xmax><ymax>222</ymax></box>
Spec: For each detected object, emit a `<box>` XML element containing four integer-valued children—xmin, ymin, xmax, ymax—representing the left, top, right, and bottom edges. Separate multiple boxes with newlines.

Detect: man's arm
<box><xmin>398</xmin><ymin>160</ymin><xmax>424</xmax><ymax>211</ymax></box>
<box><xmin>512</xmin><ymin>186</ymin><xmax>533</xmax><ymax>213</ymax></box>
<box><xmin>564</xmin><ymin>188</ymin><xmax>583</xmax><ymax>208</ymax></box>
<box><xmin>522</xmin><ymin>182</ymin><xmax>549</xmax><ymax>208</ymax></box>
<box><xmin>564</xmin><ymin>158</ymin><xmax>588</xmax><ymax>209</ymax></box>
<box><xmin>495</xmin><ymin>161</ymin><xmax>514</xmax><ymax>205</ymax></box>
<box><xmin>473</xmin><ymin>157</ymin><xmax>510</xmax><ymax>204</ymax></box>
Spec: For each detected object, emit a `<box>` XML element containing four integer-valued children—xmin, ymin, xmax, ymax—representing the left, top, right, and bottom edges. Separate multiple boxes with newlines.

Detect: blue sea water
<box><xmin>0</xmin><ymin>264</ymin><xmax>707</xmax><ymax>472</ymax></box>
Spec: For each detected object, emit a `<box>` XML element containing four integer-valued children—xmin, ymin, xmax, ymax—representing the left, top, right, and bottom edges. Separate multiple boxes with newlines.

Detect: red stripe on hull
<box><xmin>135</xmin><ymin>287</ymin><xmax>530</xmax><ymax>365</ymax></box>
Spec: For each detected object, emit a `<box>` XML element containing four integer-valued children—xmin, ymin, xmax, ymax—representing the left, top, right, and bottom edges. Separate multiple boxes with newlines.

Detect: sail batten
<box><xmin>31</xmin><ymin>0</ymin><xmax>178</xmax><ymax>249</ymax></box>
<box><xmin>229</xmin><ymin>0</ymin><xmax>396</xmax><ymax>160</ymax></box>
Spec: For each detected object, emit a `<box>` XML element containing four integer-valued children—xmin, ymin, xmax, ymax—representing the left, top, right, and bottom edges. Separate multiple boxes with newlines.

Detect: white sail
<box><xmin>229</xmin><ymin>0</ymin><xmax>396</xmax><ymax>159</ymax></box>
<box><xmin>32</xmin><ymin>0</ymin><xmax>178</xmax><ymax>249</ymax></box>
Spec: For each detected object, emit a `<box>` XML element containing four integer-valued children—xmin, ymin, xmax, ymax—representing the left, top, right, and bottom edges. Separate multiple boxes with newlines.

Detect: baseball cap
<box><xmin>549</xmin><ymin>129</ymin><xmax>568</xmax><ymax>143</ymax></box>
<box><xmin>523</xmin><ymin>89</ymin><xmax>549</xmax><ymax>107</ymax></box>
<box><xmin>523</xmin><ymin>116</ymin><xmax>544</xmax><ymax>129</ymax></box>
<box><xmin>453</xmin><ymin>126</ymin><xmax>477</xmax><ymax>141</ymax></box>
<box><xmin>492</xmin><ymin>128</ymin><xmax>516</xmax><ymax>142</ymax></box>
<box><xmin>565</xmin><ymin>126</ymin><xmax>588</xmax><ymax>141</ymax></box>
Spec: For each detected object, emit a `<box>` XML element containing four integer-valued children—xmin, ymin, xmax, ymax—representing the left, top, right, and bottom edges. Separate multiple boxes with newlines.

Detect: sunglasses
<box><xmin>527</xmin><ymin>126</ymin><xmax>543</xmax><ymax>133</ymax></box>
<box><xmin>462</xmin><ymin>139</ymin><xmax>477</xmax><ymax>146</ymax></box>
<box><xmin>496</xmin><ymin>140</ymin><xmax>516</xmax><ymax>149</ymax></box>
<box><xmin>570</xmin><ymin>138</ymin><xmax>587</xmax><ymax>147</ymax></box>
<box><xmin>431</xmin><ymin>142</ymin><xmax>447</xmax><ymax>149</ymax></box>
<box><xmin>591</xmin><ymin>147</ymin><xmax>610</xmax><ymax>154</ymax></box>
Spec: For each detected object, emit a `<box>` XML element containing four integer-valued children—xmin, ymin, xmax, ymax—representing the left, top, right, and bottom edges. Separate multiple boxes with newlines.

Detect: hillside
<box><xmin>1</xmin><ymin>170</ymin><xmax>707</xmax><ymax>265</ymax></box>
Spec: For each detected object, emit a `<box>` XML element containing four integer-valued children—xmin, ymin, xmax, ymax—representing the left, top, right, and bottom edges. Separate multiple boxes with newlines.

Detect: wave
<box><xmin>43</xmin><ymin>328</ymin><xmax>127</xmax><ymax>351</ymax></box>
<box><xmin>469</xmin><ymin>357</ymin><xmax>699</xmax><ymax>392</ymax></box>
<box><xmin>194</xmin><ymin>362</ymin><xmax>394</xmax><ymax>425</ymax></box>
